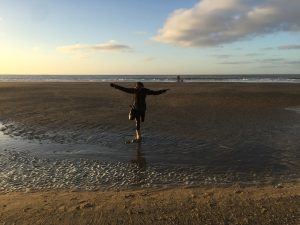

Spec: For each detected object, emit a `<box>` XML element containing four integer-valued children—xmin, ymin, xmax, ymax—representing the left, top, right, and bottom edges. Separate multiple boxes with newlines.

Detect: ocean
<box><xmin>0</xmin><ymin>74</ymin><xmax>299</xmax><ymax>83</ymax></box>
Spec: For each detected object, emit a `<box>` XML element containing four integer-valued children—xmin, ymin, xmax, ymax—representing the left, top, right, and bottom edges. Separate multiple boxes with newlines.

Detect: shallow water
<box><xmin>0</xmin><ymin>109</ymin><xmax>299</xmax><ymax>192</ymax></box>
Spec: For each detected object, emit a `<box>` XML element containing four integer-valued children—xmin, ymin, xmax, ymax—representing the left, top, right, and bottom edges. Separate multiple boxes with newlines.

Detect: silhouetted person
<box><xmin>110</xmin><ymin>82</ymin><xmax>169</xmax><ymax>142</ymax></box>
<box><xmin>176</xmin><ymin>75</ymin><xmax>183</xmax><ymax>83</ymax></box>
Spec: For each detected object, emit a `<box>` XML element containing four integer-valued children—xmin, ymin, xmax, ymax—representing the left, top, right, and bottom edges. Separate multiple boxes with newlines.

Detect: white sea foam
<box><xmin>286</xmin><ymin>106</ymin><xmax>300</xmax><ymax>114</ymax></box>
<box><xmin>0</xmin><ymin>75</ymin><xmax>299</xmax><ymax>83</ymax></box>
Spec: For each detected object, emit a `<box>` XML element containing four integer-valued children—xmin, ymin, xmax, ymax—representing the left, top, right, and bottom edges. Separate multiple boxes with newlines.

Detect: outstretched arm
<box><xmin>110</xmin><ymin>83</ymin><xmax>135</xmax><ymax>94</ymax></box>
<box><xmin>146</xmin><ymin>88</ymin><xmax>169</xmax><ymax>95</ymax></box>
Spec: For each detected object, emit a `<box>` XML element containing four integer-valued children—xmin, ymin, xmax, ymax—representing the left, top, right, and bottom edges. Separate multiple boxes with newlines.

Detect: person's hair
<box><xmin>137</xmin><ymin>82</ymin><xmax>144</xmax><ymax>87</ymax></box>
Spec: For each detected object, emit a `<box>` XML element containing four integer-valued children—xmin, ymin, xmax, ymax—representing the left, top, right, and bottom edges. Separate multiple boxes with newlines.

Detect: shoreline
<box><xmin>1</xmin><ymin>183</ymin><xmax>299</xmax><ymax>225</ymax></box>
<box><xmin>0</xmin><ymin>73</ymin><xmax>299</xmax><ymax>84</ymax></box>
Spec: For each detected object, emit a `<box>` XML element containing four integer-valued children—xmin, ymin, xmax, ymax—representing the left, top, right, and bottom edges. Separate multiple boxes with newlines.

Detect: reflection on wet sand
<box><xmin>129</xmin><ymin>142</ymin><xmax>147</xmax><ymax>187</ymax></box>
<box><xmin>131</xmin><ymin>142</ymin><xmax>146</xmax><ymax>169</ymax></box>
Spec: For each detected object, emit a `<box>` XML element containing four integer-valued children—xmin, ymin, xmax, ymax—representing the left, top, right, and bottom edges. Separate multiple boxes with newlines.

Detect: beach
<box><xmin>0</xmin><ymin>82</ymin><xmax>300</xmax><ymax>224</ymax></box>
<box><xmin>1</xmin><ymin>184</ymin><xmax>299</xmax><ymax>225</ymax></box>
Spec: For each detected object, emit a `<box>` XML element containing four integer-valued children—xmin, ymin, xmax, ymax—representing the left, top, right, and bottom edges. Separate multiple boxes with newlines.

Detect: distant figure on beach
<box><xmin>110</xmin><ymin>82</ymin><xmax>169</xmax><ymax>142</ymax></box>
<box><xmin>177</xmin><ymin>75</ymin><xmax>183</xmax><ymax>83</ymax></box>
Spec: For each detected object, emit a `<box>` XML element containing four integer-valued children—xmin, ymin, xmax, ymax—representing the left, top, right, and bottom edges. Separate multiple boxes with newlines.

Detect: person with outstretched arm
<box><xmin>110</xmin><ymin>82</ymin><xmax>169</xmax><ymax>142</ymax></box>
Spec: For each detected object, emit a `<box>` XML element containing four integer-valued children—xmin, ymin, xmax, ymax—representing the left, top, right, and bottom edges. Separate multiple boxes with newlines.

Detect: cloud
<box><xmin>57</xmin><ymin>40</ymin><xmax>132</xmax><ymax>53</ymax></box>
<box><xmin>260</xmin><ymin>58</ymin><xmax>300</xmax><ymax>67</ymax></box>
<box><xmin>219</xmin><ymin>60</ymin><xmax>255</xmax><ymax>65</ymax></box>
<box><xmin>283</xmin><ymin>60</ymin><xmax>300</xmax><ymax>65</ymax></box>
<box><xmin>245</xmin><ymin>53</ymin><xmax>263</xmax><ymax>57</ymax></box>
<box><xmin>278</xmin><ymin>44</ymin><xmax>300</xmax><ymax>50</ymax></box>
<box><xmin>212</xmin><ymin>54</ymin><xmax>232</xmax><ymax>58</ymax></box>
<box><xmin>219</xmin><ymin>57</ymin><xmax>287</xmax><ymax>65</ymax></box>
<box><xmin>154</xmin><ymin>0</ymin><xmax>300</xmax><ymax>47</ymax></box>
<box><xmin>260</xmin><ymin>47</ymin><xmax>274</xmax><ymax>51</ymax></box>
<box><xmin>144</xmin><ymin>57</ymin><xmax>156</xmax><ymax>62</ymax></box>
<box><xmin>260</xmin><ymin>58</ymin><xmax>284</xmax><ymax>63</ymax></box>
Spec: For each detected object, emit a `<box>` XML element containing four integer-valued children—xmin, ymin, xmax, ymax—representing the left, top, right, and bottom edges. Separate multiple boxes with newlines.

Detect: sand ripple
<box><xmin>1</xmin><ymin>147</ymin><xmax>298</xmax><ymax>192</ymax></box>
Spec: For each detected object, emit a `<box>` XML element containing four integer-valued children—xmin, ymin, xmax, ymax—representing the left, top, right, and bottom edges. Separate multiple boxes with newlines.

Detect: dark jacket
<box><xmin>112</xmin><ymin>84</ymin><xmax>167</xmax><ymax>111</ymax></box>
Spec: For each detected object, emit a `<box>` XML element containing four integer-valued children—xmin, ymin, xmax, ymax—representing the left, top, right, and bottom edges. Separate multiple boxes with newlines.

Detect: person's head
<box><xmin>136</xmin><ymin>82</ymin><xmax>144</xmax><ymax>88</ymax></box>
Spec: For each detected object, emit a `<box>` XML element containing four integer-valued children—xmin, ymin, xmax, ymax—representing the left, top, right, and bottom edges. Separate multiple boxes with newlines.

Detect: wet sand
<box><xmin>0</xmin><ymin>82</ymin><xmax>299</xmax><ymax>224</ymax></box>
<box><xmin>0</xmin><ymin>82</ymin><xmax>299</xmax><ymax>143</ymax></box>
<box><xmin>0</xmin><ymin>82</ymin><xmax>299</xmax><ymax>183</ymax></box>
<box><xmin>0</xmin><ymin>82</ymin><xmax>299</xmax><ymax>138</ymax></box>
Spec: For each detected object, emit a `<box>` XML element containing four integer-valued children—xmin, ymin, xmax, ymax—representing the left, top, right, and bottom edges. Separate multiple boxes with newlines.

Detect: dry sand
<box><xmin>1</xmin><ymin>184</ymin><xmax>299</xmax><ymax>225</ymax></box>
<box><xmin>0</xmin><ymin>82</ymin><xmax>300</xmax><ymax>224</ymax></box>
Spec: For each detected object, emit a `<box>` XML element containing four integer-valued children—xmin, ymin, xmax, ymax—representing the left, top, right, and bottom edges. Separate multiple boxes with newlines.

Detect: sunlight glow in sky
<box><xmin>0</xmin><ymin>0</ymin><xmax>299</xmax><ymax>75</ymax></box>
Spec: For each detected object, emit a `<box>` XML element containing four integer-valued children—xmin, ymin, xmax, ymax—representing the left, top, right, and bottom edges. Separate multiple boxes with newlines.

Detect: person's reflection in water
<box><xmin>130</xmin><ymin>142</ymin><xmax>147</xmax><ymax>186</ymax></box>
<box><xmin>131</xmin><ymin>142</ymin><xmax>146</xmax><ymax>169</ymax></box>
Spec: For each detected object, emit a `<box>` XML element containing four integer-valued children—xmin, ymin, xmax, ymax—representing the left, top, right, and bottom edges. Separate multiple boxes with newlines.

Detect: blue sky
<box><xmin>0</xmin><ymin>0</ymin><xmax>299</xmax><ymax>75</ymax></box>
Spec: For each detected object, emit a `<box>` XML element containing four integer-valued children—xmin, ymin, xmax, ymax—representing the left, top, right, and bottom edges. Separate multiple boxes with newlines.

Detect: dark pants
<box><xmin>135</xmin><ymin>110</ymin><xmax>145</xmax><ymax>130</ymax></box>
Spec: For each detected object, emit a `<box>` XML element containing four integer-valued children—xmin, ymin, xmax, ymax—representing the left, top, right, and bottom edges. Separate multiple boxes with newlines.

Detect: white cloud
<box><xmin>57</xmin><ymin>40</ymin><xmax>132</xmax><ymax>53</ymax></box>
<box><xmin>154</xmin><ymin>0</ymin><xmax>300</xmax><ymax>47</ymax></box>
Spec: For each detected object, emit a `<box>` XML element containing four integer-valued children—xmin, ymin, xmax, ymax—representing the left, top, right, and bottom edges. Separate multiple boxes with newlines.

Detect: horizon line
<box><xmin>0</xmin><ymin>74</ymin><xmax>299</xmax><ymax>76</ymax></box>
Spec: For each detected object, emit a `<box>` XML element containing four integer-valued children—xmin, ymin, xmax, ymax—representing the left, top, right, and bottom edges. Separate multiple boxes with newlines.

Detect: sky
<box><xmin>0</xmin><ymin>0</ymin><xmax>299</xmax><ymax>75</ymax></box>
